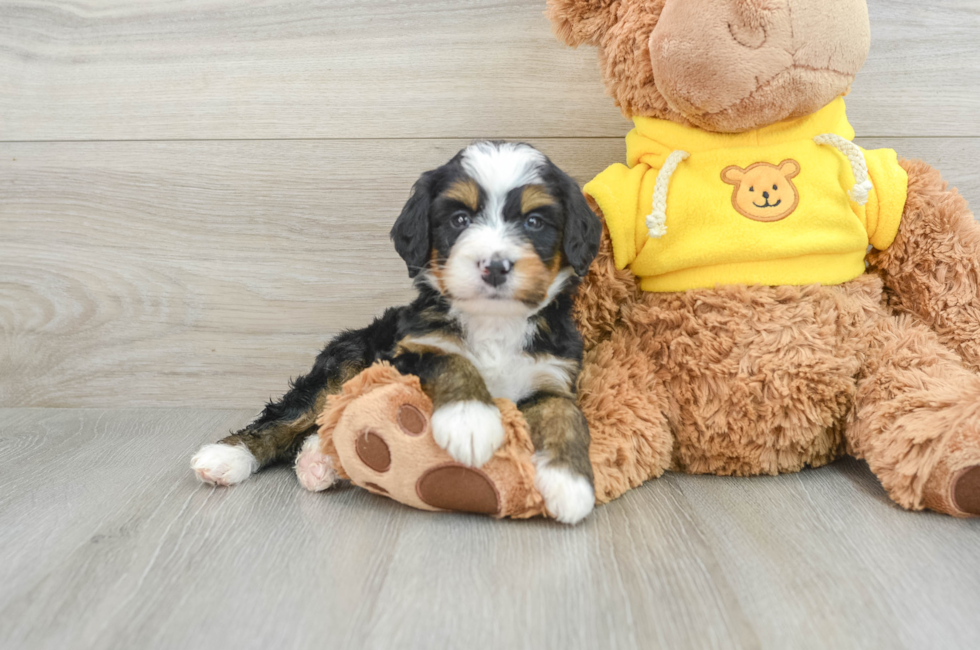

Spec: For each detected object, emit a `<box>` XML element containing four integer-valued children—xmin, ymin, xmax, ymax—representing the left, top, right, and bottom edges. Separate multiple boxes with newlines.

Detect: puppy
<box><xmin>191</xmin><ymin>141</ymin><xmax>601</xmax><ymax>523</ymax></box>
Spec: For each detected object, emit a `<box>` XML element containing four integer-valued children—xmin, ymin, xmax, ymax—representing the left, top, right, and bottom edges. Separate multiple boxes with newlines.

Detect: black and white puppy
<box><xmin>190</xmin><ymin>141</ymin><xmax>601</xmax><ymax>523</ymax></box>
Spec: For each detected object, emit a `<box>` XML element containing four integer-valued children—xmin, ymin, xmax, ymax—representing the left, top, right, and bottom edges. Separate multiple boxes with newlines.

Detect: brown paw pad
<box><xmin>397</xmin><ymin>404</ymin><xmax>427</xmax><ymax>436</ymax></box>
<box><xmin>952</xmin><ymin>466</ymin><xmax>980</xmax><ymax>516</ymax></box>
<box><xmin>416</xmin><ymin>464</ymin><xmax>500</xmax><ymax>515</ymax></box>
<box><xmin>363</xmin><ymin>482</ymin><xmax>389</xmax><ymax>495</ymax></box>
<box><xmin>355</xmin><ymin>430</ymin><xmax>391</xmax><ymax>473</ymax></box>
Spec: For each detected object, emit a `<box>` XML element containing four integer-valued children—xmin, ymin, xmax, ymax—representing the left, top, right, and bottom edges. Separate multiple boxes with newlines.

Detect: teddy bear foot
<box><xmin>952</xmin><ymin>466</ymin><xmax>980</xmax><ymax>516</ymax></box>
<box><xmin>330</xmin><ymin>382</ymin><xmax>505</xmax><ymax>514</ymax></box>
<box><xmin>316</xmin><ymin>363</ymin><xmax>548</xmax><ymax>519</ymax></box>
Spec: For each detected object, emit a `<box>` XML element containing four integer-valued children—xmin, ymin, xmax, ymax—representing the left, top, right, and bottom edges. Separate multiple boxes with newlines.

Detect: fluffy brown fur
<box><xmin>869</xmin><ymin>159</ymin><xmax>980</xmax><ymax>372</ymax></box>
<box><xmin>569</xmin><ymin>162</ymin><xmax>980</xmax><ymax>516</ymax></box>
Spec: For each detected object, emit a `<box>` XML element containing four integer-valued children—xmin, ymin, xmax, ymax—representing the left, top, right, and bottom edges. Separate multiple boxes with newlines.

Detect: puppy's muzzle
<box><xmin>479</xmin><ymin>258</ymin><xmax>513</xmax><ymax>288</ymax></box>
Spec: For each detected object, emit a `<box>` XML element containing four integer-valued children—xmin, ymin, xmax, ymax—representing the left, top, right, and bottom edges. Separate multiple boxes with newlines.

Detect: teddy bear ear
<box><xmin>546</xmin><ymin>0</ymin><xmax>622</xmax><ymax>47</ymax></box>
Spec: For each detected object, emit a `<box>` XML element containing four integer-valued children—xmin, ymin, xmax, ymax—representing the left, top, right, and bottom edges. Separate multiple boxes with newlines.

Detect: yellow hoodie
<box><xmin>583</xmin><ymin>98</ymin><xmax>908</xmax><ymax>292</ymax></box>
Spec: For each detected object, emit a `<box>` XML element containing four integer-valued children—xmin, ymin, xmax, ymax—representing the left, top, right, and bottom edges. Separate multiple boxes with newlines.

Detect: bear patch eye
<box><xmin>749</xmin><ymin>186</ymin><xmax>754</xmax><ymax>192</ymax></box>
<box><xmin>450</xmin><ymin>211</ymin><xmax>471</xmax><ymax>229</ymax></box>
<box><xmin>773</xmin><ymin>184</ymin><xmax>778</xmax><ymax>190</ymax></box>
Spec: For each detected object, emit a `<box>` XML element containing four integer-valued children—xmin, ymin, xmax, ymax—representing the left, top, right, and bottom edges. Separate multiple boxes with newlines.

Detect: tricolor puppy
<box><xmin>190</xmin><ymin>141</ymin><xmax>601</xmax><ymax>524</ymax></box>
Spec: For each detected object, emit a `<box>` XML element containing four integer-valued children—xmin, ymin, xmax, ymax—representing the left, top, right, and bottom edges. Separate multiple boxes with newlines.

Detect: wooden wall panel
<box><xmin>2</xmin><ymin>137</ymin><xmax>977</xmax><ymax>407</ymax></box>
<box><xmin>0</xmin><ymin>138</ymin><xmax>624</xmax><ymax>407</ymax></box>
<box><xmin>1</xmin><ymin>0</ymin><xmax>977</xmax><ymax>141</ymax></box>
<box><xmin>1</xmin><ymin>0</ymin><xmax>978</xmax><ymax>408</ymax></box>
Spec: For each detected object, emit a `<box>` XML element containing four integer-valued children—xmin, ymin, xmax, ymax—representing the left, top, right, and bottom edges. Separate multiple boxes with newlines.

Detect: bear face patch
<box><xmin>721</xmin><ymin>160</ymin><xmax>801</xmax><ymax>222</ymax></box>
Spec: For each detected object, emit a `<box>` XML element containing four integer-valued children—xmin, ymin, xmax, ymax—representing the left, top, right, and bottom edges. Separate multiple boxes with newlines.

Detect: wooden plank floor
<box><xmin>1</xmin><ymin>408</ymin><xmax>978</xmax><ymax>650</ymax></box>
<box><xmin>3</xmin><ymin>1</ymin><xmax>980</xmax><ymax>648</ymax></box>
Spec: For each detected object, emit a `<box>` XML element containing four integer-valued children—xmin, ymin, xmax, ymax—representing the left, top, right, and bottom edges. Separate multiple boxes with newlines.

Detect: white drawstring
<box><xmin>645</xmin><ymin>150</ymin><xmax>690</xmax><ymax>238</ymax></box>
<box><xmin>814</xmin><ymin>133</ymin><xmax>873</xmax><ymax>205</ymax></box>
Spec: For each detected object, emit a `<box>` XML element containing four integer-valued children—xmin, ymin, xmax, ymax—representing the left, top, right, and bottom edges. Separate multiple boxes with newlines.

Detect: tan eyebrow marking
<box><xmin>521</xmin><ymin>185</ymin><xmax>555</xmax><ymax>213</ymax></box>
<box><xmin>443</xmin><ymin>179</ymin><xmax>480</xmax><ymax>211</ymax></box>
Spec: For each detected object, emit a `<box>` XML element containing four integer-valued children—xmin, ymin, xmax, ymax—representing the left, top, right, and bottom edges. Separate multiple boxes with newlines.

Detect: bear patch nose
<box><xmin>762</xmin><ymin>191</ymin><xmax>770</xmax><ymax>199</ymax></box>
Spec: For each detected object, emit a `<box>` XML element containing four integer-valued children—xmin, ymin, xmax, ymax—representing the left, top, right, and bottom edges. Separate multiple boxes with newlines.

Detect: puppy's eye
<box><xmin>450</xmin><ymin>211</ymin><xmax>471</xmax><ymax>229</ymax></box>
<box><xmin>524</xmin><ymin>214</ymin><xmax>544</xmax><ymax>231</ymax></box>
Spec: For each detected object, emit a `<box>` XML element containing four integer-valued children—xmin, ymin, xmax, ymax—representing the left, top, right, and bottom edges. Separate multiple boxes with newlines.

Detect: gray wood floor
<box><xmin>3</xmin><ymin>0</ymin><xmax>980</xmax><ymax>648</ymax></box>
<box><xmin>1</xmin><ymin>409</ymin><xmax>978</xmax><ymax>650</ymax></box>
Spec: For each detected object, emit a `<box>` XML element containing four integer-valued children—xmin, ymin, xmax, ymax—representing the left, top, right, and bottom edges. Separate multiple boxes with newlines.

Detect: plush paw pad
<box><xmin>191</xmin><ymin>443</ymin><xmax>259</xmax><ymax>486</ymax></box>
<box><xmin>416</xmin><ymin>464</ymin><xmax>500</xmax><ymax>515</ymax></box>
<box><xmin>533</xmin><ymin>456</ymin><xmax>595</xmax><ymax>524</ymax></box>
<box><xmin>431</xmin><ymin>400</ymin><xmax>505</xmax><ymax>467</ymax></box>
<box><xmin>952</xmin><ymin>465</ymin><xmax>980</xmax><ymax>516</ymax></box>
<box><xmin>294</xmin><ymin>434</ymin><xmax>338</xmax><ymax>492</ymax></box>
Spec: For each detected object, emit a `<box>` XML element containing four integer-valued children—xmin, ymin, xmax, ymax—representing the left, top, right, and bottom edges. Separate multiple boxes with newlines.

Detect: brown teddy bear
<box><xmin>303</xmin><ymin>0</ymin><xmax>980</xmax><ymax>520</ymax></box>
<box><xmin>550</xmin><ymin>0</ymin><xmax>980</xmax><ymax>517</ymax></box>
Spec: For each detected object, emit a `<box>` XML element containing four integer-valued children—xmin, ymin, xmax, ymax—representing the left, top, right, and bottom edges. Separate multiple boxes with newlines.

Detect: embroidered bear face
<box><xmin>721</xmin><ymin>160</ymin><xmax>801</xmax><ymax>222</ymax></box>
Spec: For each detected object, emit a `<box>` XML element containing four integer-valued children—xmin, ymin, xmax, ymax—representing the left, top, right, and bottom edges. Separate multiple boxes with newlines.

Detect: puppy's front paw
<box><xmin>430</xmin><ymin>400</ymin><xmax>504</xmax><ymax>467</ymax></box>
<box><xmin>294</xmin><ymin>434</ymin><xmax>338</xmax><ymax>492</ymax></box>
<box><xmin>534</xmin><ymin>455</ymin><xmax>595</xmax><ymax>525</ymax></box>
<box><xmin>190</xmin><ymin>443</ymin><xmax>259</xmax><ymax>486</ymax></box>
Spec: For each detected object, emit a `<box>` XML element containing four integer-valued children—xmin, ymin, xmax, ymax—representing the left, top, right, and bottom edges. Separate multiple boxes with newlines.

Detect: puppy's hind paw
<box><xmin>191</xmin><ymin>443</ymin><xmax>259</xmax><ymax>486</ymax></box>
<box><xmin>534</xmin><ymin>455</ymin><xmax>595</xmax><ymax>524</ymax></box>
<box><xmin>431</xmin><ymin>400</ymin><xmax>505</xmax><ymax>467</ymax></box>
<box><xmin>294</xmin><ymin>434</ymin><xmax>338</xmax><ymax>492</ymax></box>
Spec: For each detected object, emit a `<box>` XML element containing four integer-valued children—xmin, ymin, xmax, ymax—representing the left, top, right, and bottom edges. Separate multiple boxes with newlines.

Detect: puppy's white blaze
<box><xmin>191</xmin><ymin>443</ymin><xmax>259</xmax><ymax>486</ymax></box>
<box><xmin>294</xmin><ymin>434</ymin><xmax>338</xmax><ymax>492</ymax></box>
<box><xmin>533</xmin><ymin>454</ymin><xmax>595</xmax><ymax>525</ymax></box>
<box><xmin>461</xmin><ymin>141</ymin><xmax>545</xmax><ymax>199</ymax></box>
<box><xmin>430</xmin><ymin>400</ymin><xmax>505</xmax><ymax>467</ymax></box>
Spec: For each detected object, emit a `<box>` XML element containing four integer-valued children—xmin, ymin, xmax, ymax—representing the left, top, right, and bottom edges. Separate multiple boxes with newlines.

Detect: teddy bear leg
<box><xmin>573</xmin><ymin>205</ymin><xmax>643</xmax><ymax>351</ymax></box>
<box><xmin>848</xmin><ymin>312</ymin><xmax>980</xmax><ymax>516</ymax></box>
<box><xmin>315</xmin><ymin>364</ymin><xmax>548</xmax><ymax>519</ymax></box>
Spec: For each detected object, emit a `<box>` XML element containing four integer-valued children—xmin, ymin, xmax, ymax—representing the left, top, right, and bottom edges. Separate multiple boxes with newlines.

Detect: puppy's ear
<box><xmin>546</xmin><ymin>0</ymin><xmax>622</xmax><ymax>47</ymax></box>
<box><xmin>390</xmin><ymin>171</ymin><xmax>435</xmax><ymax>278</ymax></box>
<box><xmin>551</xmin><ymin>164</ymin><xmax>601</xmax><ymax>277</ymax></box>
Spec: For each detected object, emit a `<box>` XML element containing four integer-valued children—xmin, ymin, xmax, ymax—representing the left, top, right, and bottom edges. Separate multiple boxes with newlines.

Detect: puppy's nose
<box><xmin>480</xmin><ymin>259</ymin><xmax>512</xmax><ymax>287</ymax></box>
<box><xmin>762</xmin><ymin>191</ymin><xmax>770</xmax><ymax>199</ymax></box>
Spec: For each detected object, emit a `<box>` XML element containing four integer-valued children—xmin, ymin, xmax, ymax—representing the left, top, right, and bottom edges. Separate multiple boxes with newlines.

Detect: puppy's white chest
<box><xmin>458</xmin><ymin>315</ymin><xmax>539</xmax><ymax>403</ymax></box>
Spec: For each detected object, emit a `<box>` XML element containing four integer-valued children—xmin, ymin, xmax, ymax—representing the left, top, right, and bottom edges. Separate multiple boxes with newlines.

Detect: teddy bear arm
<box><xmin>578</xmin><ymin>328</ymin><xmax>674</xmax><ymax>503</ymax></box>
<box><xmin>867</xmin><ymin>158</ymin><xmax>980</xmax><ymax>372</ymax></box>
<box><xmin>573</xmin><ymin>201</ymin><xmax>643</xmax><ymax>351</ymax></box>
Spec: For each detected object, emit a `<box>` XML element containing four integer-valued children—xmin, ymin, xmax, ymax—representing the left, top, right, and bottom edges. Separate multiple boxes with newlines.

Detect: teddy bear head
<box><xmin>547</xmin><ymin>0</ymin><xmax>871</xmax><ymax>133</ymax></box>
